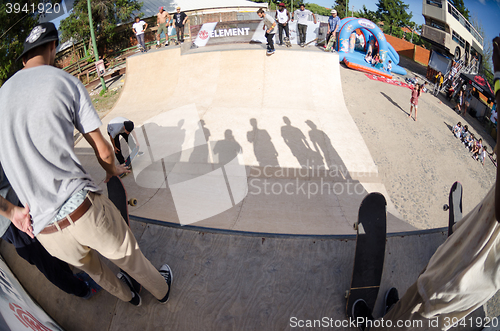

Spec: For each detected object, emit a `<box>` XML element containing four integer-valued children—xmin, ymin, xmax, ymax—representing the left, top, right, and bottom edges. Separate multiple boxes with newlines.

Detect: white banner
<box><xmin>0</xmin><ymin>258</ymin><xmax>63</xmax><ymax>331</ymax></box>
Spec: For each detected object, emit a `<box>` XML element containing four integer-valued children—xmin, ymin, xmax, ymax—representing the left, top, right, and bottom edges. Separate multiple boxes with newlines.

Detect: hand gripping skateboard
<box><xmin>443</xmin><ymin>181</ymin><xmax>462</xmax><ymax>237</ymax></box>
<box><xmin>346</xmin><ymin>193</ymin><xmax>387</xmax><ymax>320</ymax></box>
<box><xmin>107</xmin><ymin>176</ymin><xmax>141</xmax><ymax>293</ymax></box>
<box><xmin>325</xmin><ymin>34</ymin><xmax>335</xmax><ymax>52</ymax></box>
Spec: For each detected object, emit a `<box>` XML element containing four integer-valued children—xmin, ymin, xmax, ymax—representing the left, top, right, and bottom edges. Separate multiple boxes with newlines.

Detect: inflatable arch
<box><xmin>336</xmin><ymin>18</ymin><xmax>407</xmax><ymax>76</ymax></box>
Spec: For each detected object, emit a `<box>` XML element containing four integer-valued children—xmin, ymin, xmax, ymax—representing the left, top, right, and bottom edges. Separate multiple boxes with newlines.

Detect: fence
<box><xmin>384</xmin><ymin>34</ymin><xmax>431</xmax><ymax>66</ymax></box>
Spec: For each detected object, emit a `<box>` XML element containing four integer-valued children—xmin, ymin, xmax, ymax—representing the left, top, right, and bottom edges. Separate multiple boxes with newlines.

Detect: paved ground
<box><xmin>341</xmin><ymin>62</ymin><xmax>496</xmax><ymax>229</ymax></box>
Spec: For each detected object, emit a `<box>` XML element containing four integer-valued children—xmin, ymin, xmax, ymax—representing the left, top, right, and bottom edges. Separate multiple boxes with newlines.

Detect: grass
<box><xmin>91</xmin><ymin>86</ymin><xmax>123</xmax><ymax>119</ymax></box>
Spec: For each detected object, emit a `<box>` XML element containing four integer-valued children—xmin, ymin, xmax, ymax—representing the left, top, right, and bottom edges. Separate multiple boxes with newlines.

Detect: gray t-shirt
<box><xmin>263</xmin><ymin>14</ymin><xmax>278</xmax><ymax>34</ymax></box>
<box><xmin>0</xmin><ymin>163</ymin><xmax>19</xmax><ymax>237</ymax></box>
<box><xmin>294</xmin><ymin>9</ymin><xmax>312</xmax><ymax>25</ymax></box>
<box><xmin>0</xmin><ymin>65</ymin><xmax>102</xmax><ymax>235</ymax></box>
<box><xmin>107</xmin><ymin>116</ymin><xmax>129</xmax><ymax>139</ymax></box>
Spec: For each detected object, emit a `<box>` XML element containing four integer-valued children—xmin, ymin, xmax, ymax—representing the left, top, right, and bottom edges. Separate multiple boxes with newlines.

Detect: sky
<box><xmin>313</xmin><ymin>0</ymin><xmax>500</xmax><ymax>50</ymax></box>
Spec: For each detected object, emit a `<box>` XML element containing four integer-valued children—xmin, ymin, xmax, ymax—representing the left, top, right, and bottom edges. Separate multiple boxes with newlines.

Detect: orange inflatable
<box><xmin>343</xmin><ymin>58</ymin><xmax>393</xmax><ymax>79</ymax></box>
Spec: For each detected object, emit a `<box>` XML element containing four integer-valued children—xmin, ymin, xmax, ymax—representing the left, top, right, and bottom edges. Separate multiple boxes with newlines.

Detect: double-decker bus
<box><xmin>421</xmin><ymin>0</ymin><xmax>483</xmax><ymax>66</ymax></box>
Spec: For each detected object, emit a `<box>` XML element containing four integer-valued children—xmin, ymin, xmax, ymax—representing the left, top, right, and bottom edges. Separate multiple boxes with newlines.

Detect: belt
<box><xmin>40</xmin><ymin>197</ymin><xmax>92</xmax><ymax>234</ymax></box>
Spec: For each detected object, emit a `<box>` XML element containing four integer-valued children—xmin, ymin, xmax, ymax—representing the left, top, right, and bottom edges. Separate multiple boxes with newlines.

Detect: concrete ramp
<box><xmin>76</xmin><ymin>47</ymin><xmax>414</xmax><ymax>234</ymax></box>
<box><xmin>0</xmin><ymin>221</ymin><xmax>485</xmax><ymax>331</ymax></box>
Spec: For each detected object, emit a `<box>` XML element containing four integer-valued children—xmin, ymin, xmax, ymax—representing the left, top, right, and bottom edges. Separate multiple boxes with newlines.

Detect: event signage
<box><xmin>191</xmin><ymin>20</ymin><xmax>261</xmax><ymax>47</ymax></box>
<box><xmin>0</xmin><ymin>258</ymin><xmax>63</xmax><ymax>331</ymax></box>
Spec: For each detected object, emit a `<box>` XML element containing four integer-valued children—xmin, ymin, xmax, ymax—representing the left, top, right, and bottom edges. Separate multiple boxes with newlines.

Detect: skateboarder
<box><xmin>292</xmin><ymin>4</ymin><xmax>316</xmax><ymax>47</ymax></box>
<box><xmin>172</xmin><ymin>6</ymin><xmax>188</xmax><ymax>43</ymax></box>
<box><xmin>0</xmin><ymin>163</ymin><xmax>101</xmax><ymax>299</ymax></box>
<box><xmin>156</xmin><ymin>7</ymin><xmax>171</xmax><ymax>47</ymax></box>
<box><xmin>326</xmin><ymin>9</ymin><xmax>340</xmax><ymax>51</ymax></box>
<box><xmin>353</xmin><ymin>36</ymin><xmax>500</xmax><ymax>331</ymax></box>
<box><xmin>107</xmin><ymin>117</ymin><xmax>140</xmax><ymax>165</ymax></box>
<box><xmin>0</xmin><ymin>22</ymin><xmax>172</xmax><ymax>308</ymax></box>
<box><xmin>132</xmin><ymin>16</ymin><xmax>148</xmax><ymax>52</ymax></box>
<box><xmin>275</xmin><ymin>3</ymin><xmax>290</xmax><ymax>46</ymax></box>
<box><xmin>257</xmin><ymin>8</ymin><xmax>277</xmax><ymax>55</ymax></box>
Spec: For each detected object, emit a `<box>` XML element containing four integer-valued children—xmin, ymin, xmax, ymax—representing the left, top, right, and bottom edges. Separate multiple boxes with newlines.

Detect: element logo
<box><xmin>198</xmin><ymin>30</ymin><xmax>209</xmax><ymax>40</ymax></box>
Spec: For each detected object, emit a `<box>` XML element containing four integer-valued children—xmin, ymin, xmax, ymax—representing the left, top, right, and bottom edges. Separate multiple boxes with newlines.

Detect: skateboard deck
<box><xmin>325</xmin><ymin>34</ymin><xmax>335</xmax><ymax>52</ymax></box>
<box><xmin>284</xmin><ymin>36</ymin><xmax>291</xmax><ymax>48</ymax></box>
<box><xmin>107</xmin><ymin>176</ymin><xmax>141</xmax><ymax>292</ymax></box>
<box><xmin>346</xmin><ymin>193</ymin><xmax>387</xmax><ymax>319</ymax></box>
<box><xmin>124</xmin><ymin>146</ymin><xmax>140</xmax><ymax>168</ymax></box>
<box><xmin>443</xmin><ymin>181</ymin><xmax>462</xmax><ymax>237</ymax></box>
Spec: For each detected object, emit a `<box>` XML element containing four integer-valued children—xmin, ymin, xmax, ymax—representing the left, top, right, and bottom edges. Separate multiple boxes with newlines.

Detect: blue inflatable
<box><xmin>337</xmin><ymin>18</ymin><xmax>406</xmax><ymax>76</ymax></box>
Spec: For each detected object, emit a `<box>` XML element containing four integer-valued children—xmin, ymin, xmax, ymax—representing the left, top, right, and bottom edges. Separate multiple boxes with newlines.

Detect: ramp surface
<box><xmin>76</xmin><ymin>47</ymin><xmax>413</xmax><ymax>234</ymax></box>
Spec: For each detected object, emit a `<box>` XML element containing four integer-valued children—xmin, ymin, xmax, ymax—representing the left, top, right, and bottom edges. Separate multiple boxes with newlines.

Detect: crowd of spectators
<box><xmin>453</xmin><ymin>122</ymin><xmax>490</xmax><ymax>166</ymax></box>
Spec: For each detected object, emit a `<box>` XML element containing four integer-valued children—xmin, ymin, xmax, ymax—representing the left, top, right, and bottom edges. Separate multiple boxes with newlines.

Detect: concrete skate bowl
<box><xmin>78</xmin><ymin>46</ymin><xmax>417</xmax><ymax>235</ymax></box>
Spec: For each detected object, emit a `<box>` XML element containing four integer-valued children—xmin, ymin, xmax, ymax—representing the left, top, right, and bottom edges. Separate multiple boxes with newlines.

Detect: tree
<box><xmin>306</xmin><ymin>3</ymin><xmax>331</xmax><ymax>16</ymax></box>
<box><xmin>449</xmin><ymin>0</ymin><xmax>470</xmax><ymax>21</ymax></box>
<box><xmin>354</xmin><ymin>5</ymin><xmax>378</xmax><ymax>23</ymax></box>
<box><xmin>470</xmin><ymin>14</ymin><xmax>493</xmax><ymax>82</ymax></box>
<box><xmin>59</xmin><ymin>0</ymin><xmax>143</xmax><ymax>51</ymax></box>
<box><xmin>334</xmin><ymin>0</ymin><xmax>347</xmax><ymax>19</ymax></box>
<box><xmin>376</xmin><ymin>0</ymin><xmax>412</xmax><ymax>36</ymax></box>
<box><xmin>0</xmin><ymin>1</ymin><xmax>39</xmax><ymax>86</ymax></box>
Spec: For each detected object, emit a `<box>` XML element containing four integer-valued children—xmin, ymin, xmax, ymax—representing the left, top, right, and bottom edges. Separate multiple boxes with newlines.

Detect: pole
<box><xmin>346</xmin><ymin>0</ymin><xmax>348</xmax><ymax>17</ymax></box>
<box><xmin>87</xmin><ymin>0</ymin><xmax>106</xmax><ymax>92</ymax></box>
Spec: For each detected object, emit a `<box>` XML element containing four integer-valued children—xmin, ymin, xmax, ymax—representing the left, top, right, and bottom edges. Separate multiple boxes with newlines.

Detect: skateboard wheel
<box><xmin>443</xmin><ymin>204</ymin><xmax>449</xmax><ymax>211</ymax></box>
<box><xmin>129</xmin><ymin>198</ymin><xmax>137</xmax><ymax>206</ymax></box>
<box><xmin>345</xmin><ymin>290</ymin><xmax>349</xmax><ymax>299</ymax></box>
<box><xmin>353</xmin><ymin>222</ymin><xmax>358</xmax><ymax>230</ymax></box>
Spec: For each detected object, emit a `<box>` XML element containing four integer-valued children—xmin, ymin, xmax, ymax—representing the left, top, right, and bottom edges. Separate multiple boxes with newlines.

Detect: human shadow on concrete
<box><xmin>247</xmin><ymin>118</ymin><xmax>279</xmax><ymax>167</ymax></box>
<box><xmin>381</xmin><ymin>92</ymin><xmax>408</xmax><ymax>116</ymax></box>
<box><xmin>133</xmin><ymin>120</ymin><xmax>186</xmax><ymax>188</ymax></box>
<box><xmin>281</xmin><ymin>116</ymin><xmax>323</xmax><ymax>169</ymax></box>
<box><xmin>305</xmin><ymin>120</ymin><xmax>351</xmax><ymax>179</ymax></box>
<box><xmin>188</xmin><ymin>119</ymin><xmax>211</xmax><ymax>164</ymax></box>
<box><xmin>213</xmin><ymin>129</ymin><xmax>243</xmax><ymax>165</ymax></box>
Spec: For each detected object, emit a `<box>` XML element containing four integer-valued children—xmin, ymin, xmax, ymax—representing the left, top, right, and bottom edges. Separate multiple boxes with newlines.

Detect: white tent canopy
<box><xmin>140</xmin><ymin>0</ymin><xmax>266</xmax><ymax>18</ymax></box>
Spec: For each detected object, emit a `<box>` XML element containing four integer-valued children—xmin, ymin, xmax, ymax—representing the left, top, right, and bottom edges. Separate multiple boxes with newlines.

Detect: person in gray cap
<box><xmin>0</xmin><ymin>22</ymin><xmax>172</xmax><ymax>307</ymax></box>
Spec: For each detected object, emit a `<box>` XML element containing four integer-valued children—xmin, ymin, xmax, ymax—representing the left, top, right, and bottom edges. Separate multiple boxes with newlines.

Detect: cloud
<box><xmin>478</xmin><ymin>0</ymin><xmax>485</xmax><ymax>4</ymax></box>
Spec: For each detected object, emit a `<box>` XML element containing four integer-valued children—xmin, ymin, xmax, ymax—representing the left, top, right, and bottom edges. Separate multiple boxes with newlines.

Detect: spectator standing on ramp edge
<box><xmin>275</xmin><ymin>3</ymin><xmax>290</xmax><ymax>46</ymax></box>
<box><xmin>132</xmin><ymin>16</ymin><xmax>148</xmax><ymax>52</ymax></box>
<box><xmin>352</xmin><ymin>35</ymin><xmax>500</xmax><ymax>331</ymax></box>
<box><xmin>156</xmin><ymin>7</ymin><xmax>171</xmax><ymax>47</ymax></box>
<box><xmin>292</xmin><ymin>3</ymin><xmax>316</xmax><ymax>47</ymax></box>
<box><xmin>0</xmin><ymin>22</ymin><xmax>172</xmax><ymax>308</ymax></box>
<box><xmin>326</xmin><ymin>9</ymin><xmax>340</xmax><ymax>51</ymax></box>
<box><xmin>173</xmin><ymin>6</ymin><xmax>188</xmax><ymax>44</ymax></box>
<box><xmin>257</xmin><ymin>8</ymin><xmax>277</xmax><ymax>55</ymax></box>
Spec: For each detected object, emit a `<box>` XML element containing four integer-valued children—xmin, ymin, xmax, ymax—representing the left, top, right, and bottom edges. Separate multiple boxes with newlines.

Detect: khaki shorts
<box><xmin>157</xmin><ymin>22</ymin><xmax>168</xmax><ymax>36</ymax></box>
